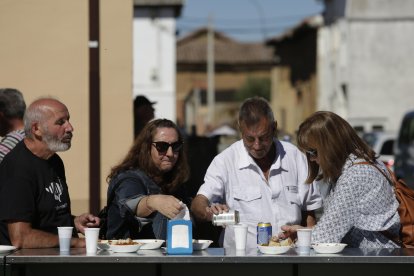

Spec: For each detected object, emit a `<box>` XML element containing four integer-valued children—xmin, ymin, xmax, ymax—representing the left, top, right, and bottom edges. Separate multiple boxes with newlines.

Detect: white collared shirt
<box><xmin>197</xmin><ymin>139</ymin><xmax>322</xmax><ymax>249</ymax></box>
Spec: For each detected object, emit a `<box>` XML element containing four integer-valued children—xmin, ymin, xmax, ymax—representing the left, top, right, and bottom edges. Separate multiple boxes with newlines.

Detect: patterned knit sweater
<box><xmin>312</xmin><ymin>154</ymin><xmax>400</xmax><ymax>248</ymax></box>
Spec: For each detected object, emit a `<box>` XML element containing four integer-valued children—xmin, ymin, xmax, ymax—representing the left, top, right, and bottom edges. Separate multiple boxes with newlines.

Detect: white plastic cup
<box><xmin>296</xmin><ymin>228</ymin><xmax>312</xmax><ymax>254</ymax></box>
<box><xmin>57</xmin><ymin>226</ymin><xmax>73</xmax><ymax>252</ymax></box>
<box><xmin>84</xmin><ymin>228</ymin><xmax>100</xmax><ymax>254</ymax></box>
<box><xmin>234</xmin><ymin>224</ymin><xmax>248</xmax><ymax>250</ymax></box>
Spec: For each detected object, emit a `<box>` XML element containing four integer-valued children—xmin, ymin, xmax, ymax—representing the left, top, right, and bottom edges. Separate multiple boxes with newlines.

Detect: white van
<box><xmin>394</xmin><ymin>111</ymin><xmax>414</xmax><ymax>189</ymax></box>
<box><xmin>362</xmin><ymin>131</ymin><xmax>396</xmax><ymax>170</ymax></box>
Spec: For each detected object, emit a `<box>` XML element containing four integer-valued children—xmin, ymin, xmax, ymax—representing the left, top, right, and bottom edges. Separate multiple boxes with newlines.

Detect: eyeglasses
<box><xmin>152</xmin><ymin>141</ymin><xmax>183</xmax><ymax>154</ymax></box>
<box><xmin>305</xmin><ymin>149</ymin><xmax>318</xmax><ymax>157</ymax></box>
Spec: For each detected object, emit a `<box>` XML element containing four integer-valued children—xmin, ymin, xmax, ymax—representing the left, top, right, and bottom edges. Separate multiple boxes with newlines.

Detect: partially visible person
<box><xmin>106</xmin><ymin>118</ymin><xmax>190</xmax><ymax>240</ymax></box>
<box><xmin>191</xmin><ymin>97</ymin><xmax>322</xmax><ymax>249</ymax></box>
<box><xmin>0</xmin><ymin>98</ymin><xmax>100</xmax><ymax>248</ymax></box>
<box><xmin>134</xmin><ymin>95</ymin><xmax>156</xmax><ymax>138</ymax></box>
<box><xmin>0</xmin><ymin>88</ymin><xmax>26</xmax><ymax>163</ymax></box>
<box><xmin>281</xmin><ymin>111</ymin><xmax>400</xmax><ymax>248</ymax></box>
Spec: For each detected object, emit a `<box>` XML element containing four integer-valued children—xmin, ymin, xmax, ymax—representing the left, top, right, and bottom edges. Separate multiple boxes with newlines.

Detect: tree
<box><xmin>236</xmin><ymin>77</ymin><xmax>270</xmax><ymax>101</ymax></box>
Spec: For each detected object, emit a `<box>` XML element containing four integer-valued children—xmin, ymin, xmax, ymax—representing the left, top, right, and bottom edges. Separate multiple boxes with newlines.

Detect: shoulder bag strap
<box><xmin>354</xmin><ymin>161</ymin><xmax>393</xmax><ymax>185</ymax></box>
<box><xmin>353</xmin><ymin>161</ymin><xmax>403</xmax><ymax>247</ymax></box>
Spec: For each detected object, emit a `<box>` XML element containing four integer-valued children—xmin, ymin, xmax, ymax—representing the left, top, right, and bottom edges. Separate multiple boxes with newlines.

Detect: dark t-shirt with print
<box><xmin>0</xmin><ymin>141</ymin><xmax>74</xmax><ymax>245</ymax></box>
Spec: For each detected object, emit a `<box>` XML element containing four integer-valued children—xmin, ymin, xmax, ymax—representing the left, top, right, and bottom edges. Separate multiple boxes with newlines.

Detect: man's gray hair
<box><xmin>23</xmin><ymin>97</ymin><xmax>55</xmax><ymax>138</ymax></box>
<box><xmin>238</xmin><ymin>96</ymin><xmax>274</xmax><ymax>127</ymax></box>
<box><xmin>0</xmin><ymin>88</ymin><xmax>26</xmax><ymax>119</ymax></box>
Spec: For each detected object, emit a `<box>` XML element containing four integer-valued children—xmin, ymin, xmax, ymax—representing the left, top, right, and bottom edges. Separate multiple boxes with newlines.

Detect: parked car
<box><xmin>362</xmin><ymin>131</ymin><xmax>396</xmax><ymax>170</ymax></box>
<box><xmin>394</xmin><ymin>110</ymin><xmax>414</xmax><ymax>189</ymax></box>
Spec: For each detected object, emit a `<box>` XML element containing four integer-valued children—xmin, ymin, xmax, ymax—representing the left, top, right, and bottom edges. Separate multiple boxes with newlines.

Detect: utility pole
<box><xmin>89</xmin><ymin>0</ymin><xmax>100</xmax><ymax>215</ymax></box>
<box><xmin>207</xmin><ymin>14</ymin><xmax>215</xmax><ymax>126</ymax></box>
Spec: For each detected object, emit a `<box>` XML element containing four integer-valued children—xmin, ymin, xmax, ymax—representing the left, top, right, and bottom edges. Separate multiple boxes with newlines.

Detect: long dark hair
<box><xmin>297</xmin><ymin>111</ymin><xmax>377</xmax><ymax>184</ymax></box>
<box><xmin>107</xmin><ymin>119</ymin><xmax>189</xmax><ymax>193</ymax></box>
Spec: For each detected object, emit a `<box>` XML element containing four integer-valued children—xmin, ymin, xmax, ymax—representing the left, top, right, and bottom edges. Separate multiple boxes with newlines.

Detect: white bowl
<box><xmin>258</xmin><ymin>245</ymin><xmax>291</xmax><ymax>255</ymax></box>
<box><xmin>133</xmin><ymin>239</ymin><xmax>164</xmax><ymax>250</ymax></box>
<box><xmin>97</xmin><ymin>240</ymin><xmax>111</xmax><ymax>250</ymax></box>
<box><xmin>193</xmin><ymin>239</ymin><xmax>213</xmax><ymax>251</ymax></box>
<box><xmin>111</xmin><ymin>243</ymin><xmax>142</xmax><ymax>253</ymax></box>
<box><xmin>312</xmin><ymin>243</ymin><xmax>347</xmax><ymax>254</ymax></box>
<box><xmin>0</xmin><ymin>245</ymin><xmax>17</xmax><ymax>253</ymax></box>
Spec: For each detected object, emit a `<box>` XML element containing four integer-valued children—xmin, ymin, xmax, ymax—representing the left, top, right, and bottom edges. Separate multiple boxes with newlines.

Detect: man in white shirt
<box><xmin>191</xmin><ymin>97</ymin><xmax>322</xmax><ymax>249</ymax></box>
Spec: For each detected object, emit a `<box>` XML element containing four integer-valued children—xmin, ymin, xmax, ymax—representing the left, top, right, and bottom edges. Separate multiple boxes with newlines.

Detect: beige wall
<box><xmin>270</xmin><ymin>66</ymin><xmax>317</xmax><ymax>137</ymax></box>
<box><xmin>100</xmin><ymin>0</ymin><xmax>134</xmax><ymax>209</ymax></box>
<box><xmin>0</xmin><ymin>0</ymin><xmax>133</xmax><ymax>215</ymax></box>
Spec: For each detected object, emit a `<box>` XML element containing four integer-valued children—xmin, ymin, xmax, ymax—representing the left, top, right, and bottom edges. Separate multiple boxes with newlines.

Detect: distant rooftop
<box><xmin>177</xmin><ymin>27</ymin><xmax>274</xmax><ymax>65</ymax></box>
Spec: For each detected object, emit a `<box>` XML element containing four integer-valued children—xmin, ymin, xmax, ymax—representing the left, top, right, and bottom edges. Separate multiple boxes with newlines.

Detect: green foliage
<box><xmin>236</xmin><ymin>77</ymin><xmax>271</xmax><ymax>102</ymax></box>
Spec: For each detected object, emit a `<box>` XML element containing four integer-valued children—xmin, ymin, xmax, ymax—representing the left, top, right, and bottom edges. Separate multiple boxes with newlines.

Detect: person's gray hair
<box><xmin>23</xmin><ymin>97</ymin><xmax>56</xmax><ymax>138</ymax></box>
<box><xmin>0</xmin><ymin>88</ymin><xmax>26</xmax><ymax>119</ymax></box>
<box><xmin>238</xmin><ymin>96</ymin><xmax>274</xmax><ymax>127</ymax></box>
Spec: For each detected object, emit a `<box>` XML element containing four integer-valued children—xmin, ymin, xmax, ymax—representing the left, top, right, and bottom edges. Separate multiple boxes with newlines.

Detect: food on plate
<box><xmin>110</xmin><ymin>238</ymin><xmax>139</xmax><ymax>245</ymax></box>
<box><xmin>267</xmin><ymin>236</ymin><xmax>293</xmax><ymax>247</ymax></box>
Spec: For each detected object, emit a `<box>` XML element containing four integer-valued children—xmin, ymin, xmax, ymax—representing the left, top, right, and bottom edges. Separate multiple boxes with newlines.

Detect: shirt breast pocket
<box><xmin>284</xmin><ymin>186</ymin><xmax>300</xmax><ymax>206</ymax></box>
<box><xmin>232</xmin><ymin>187</ymin><xmax>262</xmax><ymax>216</ymax></box>
<box><xmin>281</xmin><ymin>186</ymin><xmax>302</xmax><ymax>223</ymax></box>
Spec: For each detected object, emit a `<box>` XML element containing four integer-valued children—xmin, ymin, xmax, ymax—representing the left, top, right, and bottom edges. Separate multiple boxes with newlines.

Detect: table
<box><xmin>5</xmin><ymin>247</ymin><xmax>414</xmax><ymax>276</ymax></box>
<box><xmin>1</xmin><ymin>253</ymin><xmax>6</xmax><ymax>276</ymax></box>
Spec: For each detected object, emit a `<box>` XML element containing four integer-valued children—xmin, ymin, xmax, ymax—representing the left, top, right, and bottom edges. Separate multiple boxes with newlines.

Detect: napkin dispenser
<box><xmin>167</xmin><ymin>219</ymin><xmax>193</xmax><ymax>255</ymax></box>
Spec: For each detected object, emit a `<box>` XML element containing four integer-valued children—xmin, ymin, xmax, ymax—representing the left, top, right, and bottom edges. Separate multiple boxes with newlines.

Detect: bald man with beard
<box><xmin>0</xmin><ymin>98</ymin><xmax>100</xmax><ymax>249</ymax></box>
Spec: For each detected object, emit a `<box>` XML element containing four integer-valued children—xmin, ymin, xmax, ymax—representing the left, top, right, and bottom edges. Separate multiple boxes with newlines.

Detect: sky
<box><xmin>177</xmin><ymin>0</ymin><xmax>324</xmax><ymax>42</ymax></box>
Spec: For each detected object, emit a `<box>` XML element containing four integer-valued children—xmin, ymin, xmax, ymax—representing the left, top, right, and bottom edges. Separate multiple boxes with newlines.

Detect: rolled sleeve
<box><xmin>295</xmin><ymin>149</ymin><xmax>322</xmax><ymax>211</ymax></box>
<box><xmin>301</xmin><ymin>181</ymin><xmax>323</xmax><ymax>211</ymax></box>
<box><xmin>197</xmin><ymin>157</ymin><xmax>226</xmax><ymax>204</ymax></box>
<box><xmin>114</xmin><ymin>177</ymin><xmax>147</xmax><ymax>218</ymax></box>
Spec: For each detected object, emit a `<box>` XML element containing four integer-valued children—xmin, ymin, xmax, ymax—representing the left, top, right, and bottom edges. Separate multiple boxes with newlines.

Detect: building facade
<box><xmin>133</xmin><ymin>0</ymin><xmax>183</xmax><ymax>121</ymax></box>
<box><xmin>176</xmin><ymin>28</ymin><xmax>274</xmax><ymax>135</ymax></box>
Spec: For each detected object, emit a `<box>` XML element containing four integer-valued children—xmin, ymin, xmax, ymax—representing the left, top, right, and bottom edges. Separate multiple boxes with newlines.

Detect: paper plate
<box><xmin>0</xmin><ymin>245</ymin><xmax>17</xmax><ymax>253</ymax></box>
<box><xmin>258</xmin><ymin>245</ymin><xmax>291</xmax><ymax>255</ymax></box>
<box><xmin>312</xmin><ymin>243</ymin><xmax>347</xmax><ymax>254</ymax></box>
<box><xmin>133</xmin><ymin>239</ymin><xmax>164</xmax><ymax>250</ymax></box>
<box><xmin>111</xmin><ymin>243</ymin><xmax>142</xmax><ymax>253</ymax></box>
<box><xmin>193</xmin><ymin>239</ymin><xmax>213</xmax><ymax>251</ymax></box>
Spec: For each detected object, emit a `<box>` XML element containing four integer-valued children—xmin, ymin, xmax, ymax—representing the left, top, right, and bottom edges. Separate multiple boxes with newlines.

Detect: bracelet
<box><xmin>145</xmin><ymin>195</ymin><xmax>153</xmax><ymax>212</ymax></box>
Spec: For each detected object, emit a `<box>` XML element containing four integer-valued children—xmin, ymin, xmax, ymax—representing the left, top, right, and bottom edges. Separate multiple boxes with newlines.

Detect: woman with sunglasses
<box><xmin>281</xmin><ymin>111</ymin><xmax>400</xmax><ymax>248</ymax></box>
<box><xmin>105</xmin><ymin>119</ymin><xmax>190</xmax><ymax>239</ymax></box>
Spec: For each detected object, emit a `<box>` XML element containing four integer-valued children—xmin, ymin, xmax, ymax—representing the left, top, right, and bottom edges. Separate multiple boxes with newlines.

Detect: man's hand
<box><xmin>191</xmin><ymin>194</ymin><xmax>229</xmax><ymax>222</ymax></box>
<box><xmin>74</xmin><ymin>213</ymin><xmax>100</xmax><ymax>234</ymax></box>
<box><xmin>206</xmin><ymin>203</ymin><xmax>229</xmax><ymax>221</ymax></box>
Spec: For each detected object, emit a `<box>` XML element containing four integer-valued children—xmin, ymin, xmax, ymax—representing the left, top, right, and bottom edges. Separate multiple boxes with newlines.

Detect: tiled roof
<box><xmin>133</xmin><ymin>0</ymin><xmax>183</xmax><ymax>6</ymax></box>
<box><xmin>177</xmin><ymin>28</ymin><xmax>274</xmax><ymax>65</ymax></box>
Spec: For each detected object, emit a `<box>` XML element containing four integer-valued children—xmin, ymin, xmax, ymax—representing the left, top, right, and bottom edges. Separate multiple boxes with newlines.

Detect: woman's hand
<box><xmin>147</xmin><ymin>194</ymin><xmax>184</xmax><ymax>219</ymax></box>
<box><xmin>278</xmin><ymin>225</ymin><xmax>306</xmax><ymax>240</ymax></box>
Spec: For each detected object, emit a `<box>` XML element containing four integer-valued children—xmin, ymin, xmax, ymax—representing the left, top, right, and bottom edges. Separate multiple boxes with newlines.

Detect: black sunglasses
<box><xmin>152</xmin><ymin>141</ymin><xmax>183</xmax><ymax>154</ymax></box>
<box><xmin>305</xmin><ymin>149</ymin><xmax>318</xmax><ymax>157</ymax></box>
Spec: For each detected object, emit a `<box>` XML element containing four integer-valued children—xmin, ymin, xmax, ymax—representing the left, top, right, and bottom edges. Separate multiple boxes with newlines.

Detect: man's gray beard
<box><xmin>43</xmin><ymin>133</ymin><xmax>71</xmax><ymax>152</ymax></box>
